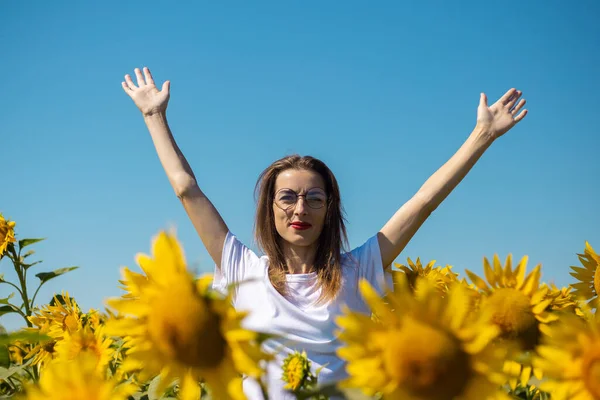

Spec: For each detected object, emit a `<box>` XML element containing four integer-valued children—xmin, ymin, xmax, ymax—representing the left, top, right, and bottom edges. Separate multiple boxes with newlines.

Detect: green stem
<box><xmin>6</xmin><ymin>303</ymin><xmax>29</xmax><ymax>325</ymax></box>
<box><xmin>10</xmin><ymin>246</ymin><xmax>32</xmax><ymax>327</ymax></box>
<box><xmin>30</xmin><ymin>283</ymin><xmax>43</xmax><ymax>310</ymax></box>
<box><xmin>0</xmin><ymin>280</ymin><xmax>24</xmax><ymax>297</ymax></box>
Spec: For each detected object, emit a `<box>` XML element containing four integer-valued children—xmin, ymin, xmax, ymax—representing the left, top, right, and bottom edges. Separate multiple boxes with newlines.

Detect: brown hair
<box><xmin>253</xmin><ymin>154</ymin><xmax>349</xmax><ymax>304</ymax></box>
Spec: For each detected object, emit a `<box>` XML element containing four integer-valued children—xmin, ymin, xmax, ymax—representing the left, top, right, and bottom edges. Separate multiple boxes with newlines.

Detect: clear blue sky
<box><xmin>1</xmin><ymin>1</ymin><xmax>599</xmax><ymax>331</ymax></box>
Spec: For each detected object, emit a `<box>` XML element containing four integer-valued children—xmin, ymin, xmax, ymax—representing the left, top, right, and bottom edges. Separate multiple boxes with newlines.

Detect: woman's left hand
<box><xmin>476</xmin><ymin>88</ymin><xmax>528</xmax><ymax>140</ymax></box>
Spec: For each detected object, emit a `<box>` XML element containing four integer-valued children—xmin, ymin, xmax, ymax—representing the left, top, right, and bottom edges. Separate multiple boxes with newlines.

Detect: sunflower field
<box><xmin>1</xmin><ymin>211</ymin><xmax>598</xmax><ymax>400</ymax></box>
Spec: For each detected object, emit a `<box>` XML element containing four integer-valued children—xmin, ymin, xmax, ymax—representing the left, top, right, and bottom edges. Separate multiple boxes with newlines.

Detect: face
<box><xmin>272</xmin><ymin>169</ymin><xmax>328</xmax><ymax>249</ymax></box>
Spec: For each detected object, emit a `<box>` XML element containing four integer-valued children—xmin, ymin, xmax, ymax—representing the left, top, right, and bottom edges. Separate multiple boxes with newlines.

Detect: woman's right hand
<box><xmin>122</xmin><ymin>67</ymin><xmax>170</xmax><ymax>117</ymax></box>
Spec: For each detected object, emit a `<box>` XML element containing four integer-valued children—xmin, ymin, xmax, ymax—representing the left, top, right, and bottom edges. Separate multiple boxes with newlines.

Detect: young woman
<box><xmin>122</xmin><ymin>67</ymin><xmax>527</xmax><ymax>399</ymax></box>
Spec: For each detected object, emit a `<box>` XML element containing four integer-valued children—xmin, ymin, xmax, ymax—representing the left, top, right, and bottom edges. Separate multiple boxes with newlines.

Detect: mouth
<box><xmin>290</xmin><ymin>222</ymin><xmax>312</xmax><ymax>230</ymax></box>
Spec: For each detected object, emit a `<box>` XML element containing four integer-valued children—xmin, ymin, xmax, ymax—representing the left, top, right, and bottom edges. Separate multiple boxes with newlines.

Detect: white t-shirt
<box><xmin>212</xmin><ymin>231</ymin><xmax>392</xmax><ymax>400</ymax></box>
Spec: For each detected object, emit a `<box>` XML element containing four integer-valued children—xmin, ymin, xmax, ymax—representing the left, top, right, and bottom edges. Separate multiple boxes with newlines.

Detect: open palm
<box><xmin>122</xmin><ymin>67</ymin><xmax>170</xmax><ymax>116</ymax></box>
<box><xmin>477</xmin><ymin>88</ymin><xmax>528</xmax><ymax>139</ymax></box>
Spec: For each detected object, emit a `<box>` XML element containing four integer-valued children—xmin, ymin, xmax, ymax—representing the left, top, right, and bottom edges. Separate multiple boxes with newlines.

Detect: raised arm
<box><xmin>378</xmin><ymin>88</ymin><xmax>528</xmax><ymax>268</ymax></box>
<box><xmin>122</xmin><ymin>67</ymin><xmax>229</xmax><ymax>268</ymax></box>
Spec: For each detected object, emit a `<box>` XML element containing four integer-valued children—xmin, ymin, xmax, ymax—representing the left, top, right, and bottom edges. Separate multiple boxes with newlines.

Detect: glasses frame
<box><xmin>273</xmin><ymin>187</ymin><xmax>328</xmax><ymax>211</ymax></box>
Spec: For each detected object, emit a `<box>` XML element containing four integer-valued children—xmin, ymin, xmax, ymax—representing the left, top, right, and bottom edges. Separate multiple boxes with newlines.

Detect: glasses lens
<box><xmin>275</xmin><ymin>189</ymin><xmax>297</xmax><ymax>209</ymax></box>
<box><xmin>306</xmin><ymin>189</ymin><xmax>327</xmax><ymax>209</ymax></box>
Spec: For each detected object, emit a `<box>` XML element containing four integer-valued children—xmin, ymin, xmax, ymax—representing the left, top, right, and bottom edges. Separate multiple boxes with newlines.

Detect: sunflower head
<box><xmin>0</xmin><ymin>212</ymin><xmax>16</xmax><ymax>256</ymax></box>
<box><xmin>104</xmin><ymin>230</ymin><xmax>269</xmax><ymax>400</ymax></box>
<box><xmin>394</xmin><ymin>257</ymin><xmax>459</xmax><ymax>294</ymax></box>
<box><xmin>533</xmin><ymin>308</ymin><xmax>600</xmax><ymax>400</ymax></box>
<box><xmin>20</xmin><ymin>352</ymin><xmax>137</xmax><ymax>400</ymax></box>
<box><xmin>570</xmin><ymin>241</ymin><xmax>600</xmax><ymax>309</ymax></box>
<box><xmin>282</xmin><ymin>350</ymin><xmax>312</xmax><ymax>391</ymax></box>
<box><xmin>465</xmin><ymin>254</ymin><xmax>557</xmax><ymax>351</ymax></box>
<box><xmin>336</xmin><ymin>274</ymin><xmax>509</xmax><ymax>400</ymax></box>
<box><xmin>54</xmin><ymin>325</ymin><xmax>114</xmax><ymax>373</ymax></box>
<box><xmin>28</xmin><ymin>292</ymin><xmax>82</xmax><ymax>338</ymax></box>
<box><xmin>8</xmin><ymin>341</ymin><xmax>28</xmax><ymax>365</ymax></box>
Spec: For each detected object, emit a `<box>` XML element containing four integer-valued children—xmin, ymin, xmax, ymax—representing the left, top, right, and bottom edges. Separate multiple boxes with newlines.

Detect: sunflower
<box><xmin>394</xmin><ymin>257</ymin><xmax>459</xmax><ymax>294</ymax></box>
<box><xmin>543</xmin><ymin>283</ymin><xmax>584</xmax><ymax>317</ymax></box>
<box><xmin>336</xmin><ymin>274</ymin><xmax>509</xmax><ymax>400</ymax></box>
<box><xmin>104</xmin><ymin>230</ymin><xmax>269</xmax><ymax>400</ymax></box>
<box><xmin>8</xmin><ymin>340</ymin><xmax>28</xmax><ymax>365</ymax></box>
<box><xmin>54</xmin><ymin>324</ymin><xmax>114</xmax><ymax>373</ymax></box>
<box><xmin>25</xmin><ymin>292</ymin><xmax>83</xmax><ymax>367</ymax></box>
<box><xmin>21</xmin><ymin>352</ymin><xmax>137</xmax><ymax>400</ymax></box>
<box><xmin>465</xmin><ymin>254</ymin><xmax>557</xmax><ymax>351</ymax></box>
<box><xmin>28</xmin><ymin>292</ymin><xmax>82</xmax><ymax>338</ymax></box>
<box><xmin>282</xmin><ymin>350</ymin><xmax>313</xmax><ymax>391</ymax></box>
<box><xmin>0</xmin><ymin>212</ymin><xmax>16</xmax><ymax>256</ymax></box>
<box><xmin>533</xmin><ymin>308</ymin><xmax>600</xmax><ymax>400</ymax></box>
<box><xmin>569</xmin><ymin>241</ymin><xmax>600</xmax><ymax>309</ymax></box>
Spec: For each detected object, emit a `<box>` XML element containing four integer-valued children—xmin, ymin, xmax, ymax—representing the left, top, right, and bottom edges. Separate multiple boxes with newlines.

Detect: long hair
<box><xmin>253</xmin><ymin>154</ymin><xmax>349</xmax><ymax>304</ymax></box>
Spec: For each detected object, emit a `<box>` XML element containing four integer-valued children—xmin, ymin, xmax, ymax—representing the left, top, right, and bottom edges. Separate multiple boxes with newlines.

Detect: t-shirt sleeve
<box><xmin>349</xmin><ymin>233</ymin><xmax>394</xmax><ymax>296</ymax></box>
<box><xmin>212</xmin><ymin>231</ymin><xmax>260</xmax><ymax>297</ymax></box>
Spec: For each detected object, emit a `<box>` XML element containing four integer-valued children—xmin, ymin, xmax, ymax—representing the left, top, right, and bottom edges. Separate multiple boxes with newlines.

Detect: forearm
<box><xmin>379</xmin><ymin>125</ymin><xmax>494</xmax><ymax>267</ymax></box>
<box><xmin>415</xmin><ymin>125</ymin><xmax>493</xmax><ymax>212</ymax></box>
<box><xmin>143</xmin><ymin>112</ymin><xmax>197</xmax><ymax>196</ymax></box>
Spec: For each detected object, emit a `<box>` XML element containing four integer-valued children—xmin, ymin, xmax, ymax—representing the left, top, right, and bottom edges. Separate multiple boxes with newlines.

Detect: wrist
<box><xmin>143</xmin><ymin>111</ymin><xmax>167</xmax><ymax>123</ymax></box>
<box><xmin>472</xmin><ymin>123</ymin><xmax>496</xmax><ymax>147</ymax></box>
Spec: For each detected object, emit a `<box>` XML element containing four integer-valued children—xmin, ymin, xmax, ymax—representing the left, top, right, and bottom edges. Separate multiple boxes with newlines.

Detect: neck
<box><xmin>281</xmin><ymin>242</ymin><xmax>317</xmax><ymax>274</ymax></box>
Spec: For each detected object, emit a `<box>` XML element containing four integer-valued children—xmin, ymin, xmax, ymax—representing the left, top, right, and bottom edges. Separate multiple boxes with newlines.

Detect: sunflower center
<box><xmin>383</xmin><ymin>317</ymin><xmax>471</xmax><ymax>400</ymax></box>
<box><xmin>148</xmin><ymin>283</ymin><xmax>226</xmax><ymax>369</ymax></box>
<box><xmin>485</xmin><ymin>288</ymin><xmax>539</xmax><ymax>350</ymax></box>
<box><xmin>582</xmin><ymin>344</ymin><xmax>600</xmax><ymax>399</ymax></box>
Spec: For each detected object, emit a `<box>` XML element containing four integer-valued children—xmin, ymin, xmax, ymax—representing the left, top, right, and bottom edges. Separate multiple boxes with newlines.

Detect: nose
<box><xmin>293</xmin><ymin>197</ymin><xmax>308</xmax><ymax>215</ymax></box>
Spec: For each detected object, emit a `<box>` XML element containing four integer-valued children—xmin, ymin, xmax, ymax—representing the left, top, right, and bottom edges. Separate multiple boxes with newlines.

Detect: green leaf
<box><xmin>18</xmin><ymin>238</ymin><xmax>45</xmax><ymax>249</ymax></box>
<box><xmin>0</xmin><ymin>330</ymin><xmax>50</xmax><ymax>346</ymax></box>
<box><xmin>0</xmin><ymin>305</ymin><xmax>16</xmax><ymax>318</ymax></box>
<box><xmin>0</xmin><ymin>293</ymin><xmax>14</xmax><ymax>304</ymax></box>
<box><xmin>23</xmin><ymin>260</ymin><xmax>42</xmax><ymax>270</ymax></box>
<box><xmin>35</xmin><ymin>266</ymin><xmax>79</xmax><ymax>284</ymax></box>
<box><xmin>0</xmin><ymin>346</ymin><xmax>8</xmax><ymax>368</ymax></box>
<box><xmin>0</xmin><ymin>273</ymin><xmax>4</xmax><ymax>282</ymax></box>
<box><xmin>22</xmin><ymin>250</ymin><xmax>35</xmax><ymax>258</ymax></box>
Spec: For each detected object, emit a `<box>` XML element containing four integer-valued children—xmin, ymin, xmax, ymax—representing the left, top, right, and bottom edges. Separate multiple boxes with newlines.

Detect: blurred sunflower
<box><xmin>105</xmin><ymin>230</ymin><xmax>268</xmax><ymax>400</ymax></box>
<box><xmin>543</xmin><ymin>283</ymin><xmax>584</xmax><ymax>317</ymax></box>
<box><xmin>8</xmin><ymin>340</ymin><xmax>28</xmax><ymax>365</ymax></box>
<box><xmin>394</xmin><ymin>257</ymin><xmax>458</xmax><ymax>294</ymax></box>
<box><xmin>533</xmin><ymin>308</ymin><xmax>600</xmax><ymax>400</ymax></box>
<box><xmin>336</xmin><ymin>275</ymin><xmax>509</xmax><ymax>400</ymax></box>
<box><xmin>54</xmin><ymin>325</ymin><xmax>114</xmax><ymax>373</ymax></box>
<box><xmin>569</xmin><ymin>241</ymin><xmax>600</xmax><ymax>309</ymax></box>
<box><xmin>21</xmin><ymin>352</ymin><xmax>137</xmax><ymax>400</ymax></box>
<box><xmin>465</xmin><ymin>254</ymin><xmax>557</xmax><ymax>351</ymax></box>
<box><xmin>0</xmin><ymin>212</ymin><xmax>16</xmax><ymax>256</ymax></box>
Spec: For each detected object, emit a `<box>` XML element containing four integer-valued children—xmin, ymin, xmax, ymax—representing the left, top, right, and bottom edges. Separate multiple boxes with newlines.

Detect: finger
<box><xmin>500</xmin><ymin>88</ymin><xmax>517</xmax><ymax>105</ymax></box>
<box><xmin>161</xmin><ymin>80</ymin><xmax>170</xmax><ymax>93</ymax></box>
<box><xmin>134</xmin><ymin>68</ymin><xmax>146</xmax><ymax>86</ymax></box>
<box><xmin>124</xmin><ymin>74</ymin><xmax>136</xmax><ymax>90</ymax></box>
<box><xmin>143</xmin><ymin>67</ymin><xmax>155</xmax><ymax>86</ymax></box>
<box><xmin>514</xmin><ymin>109</ymin><xmax>528</xmax><ymax>123</ymax></box>
<box><xmin>479</xmin><ymin>92</ymin><xmax>488</xmax><ymax>108</ymax></box>
<box><xmin>121</xmin><ymin>81</ymin><xmax>132</xmax><ymax>94</ymax></box>
<box><xmin>506</xmin><ymin>90</ymin><xmax>522</xmax><ymax>110</ymax></box>
<box><xmin>511</xmin><ymin>99</ymin><xmax>526</xmax><ymax>115</ymax></box>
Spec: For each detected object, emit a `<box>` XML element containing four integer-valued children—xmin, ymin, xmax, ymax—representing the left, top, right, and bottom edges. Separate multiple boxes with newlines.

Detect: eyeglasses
<box><xmin>274</xmin><ymin>188</ymin><xmax>328</xmax><ymax>211</ymax></box>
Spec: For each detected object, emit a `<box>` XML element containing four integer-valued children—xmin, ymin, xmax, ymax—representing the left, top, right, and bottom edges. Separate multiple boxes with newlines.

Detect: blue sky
<box><xmin>1</xmin><ymin>1</ymin><xmax>598</xmax><ymax>331</ymax></box>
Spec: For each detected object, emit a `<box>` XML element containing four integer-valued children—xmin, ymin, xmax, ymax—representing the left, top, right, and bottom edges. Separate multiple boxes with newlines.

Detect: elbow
<box><xmin>171</xmin><ymin>173</ymin><xmax>199</xmax><ymax>199</ymax></box>
<box><xmin>413</xmin><ymin>191</ymin><xmax>436</xmax><ymax>217</ymax></box>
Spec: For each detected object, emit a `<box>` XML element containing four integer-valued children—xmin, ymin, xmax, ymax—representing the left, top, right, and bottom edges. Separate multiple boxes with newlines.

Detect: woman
<box><xmin>121</xmin><ymin>67</ymin><xmax>527</xmax><ymax>399</ymax></box>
